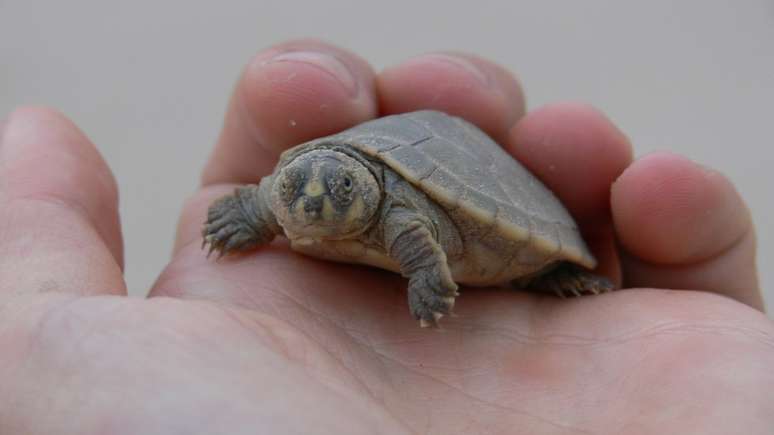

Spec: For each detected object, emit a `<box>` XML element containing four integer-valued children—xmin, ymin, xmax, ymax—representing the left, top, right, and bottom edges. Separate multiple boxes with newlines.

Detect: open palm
<box><xmin>1</xmin><ymin>40</ymin><xmax>772</xmax><ymax>435</ymax></box>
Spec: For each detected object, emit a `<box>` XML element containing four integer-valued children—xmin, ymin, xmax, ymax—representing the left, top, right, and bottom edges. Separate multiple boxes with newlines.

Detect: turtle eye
<box><xmin>279</xmin><ymin>168</ymin><xmax>302</xmax><ymax>202</ymax></box>
<box><xmin>329</xmin><ymin>170</ymin><xmax>354</xmax><ymax>203</ymax></box>
<box><xmin>342</xmin><ymin>175</ymin><xmax>353</xmax><ymax>191</ymax></box>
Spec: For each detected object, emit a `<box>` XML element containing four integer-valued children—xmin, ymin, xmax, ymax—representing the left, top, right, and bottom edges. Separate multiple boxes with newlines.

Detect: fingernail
<box><xmin>263</xmin><ymin>51</ymin><xmax>358</xmax><ymax>96</ymax></box>
<box><xmin>418</xmin><ymin>53</ymin><xmax>491</xmax><ymax>87</ymax></box>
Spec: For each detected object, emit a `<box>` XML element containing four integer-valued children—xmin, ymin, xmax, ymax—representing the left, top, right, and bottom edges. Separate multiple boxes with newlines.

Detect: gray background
<box><xmin>1</xmin><ymin>0</ymin><xmax>772</xmax><ymax>310</ymax></box>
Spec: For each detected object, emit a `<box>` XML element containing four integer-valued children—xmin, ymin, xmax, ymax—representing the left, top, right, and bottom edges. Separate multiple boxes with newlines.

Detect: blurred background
<box><xmin>1</xmin><ymin>0</ymin><xmax>772</xmax><ymax>310</ymax></box>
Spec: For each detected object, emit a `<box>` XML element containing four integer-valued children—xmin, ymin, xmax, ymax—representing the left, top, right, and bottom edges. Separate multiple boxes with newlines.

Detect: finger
<box><xmin>506</xmin><ymin>102</ymin><xmax>634</xmax><ymax>283</ymax></box>
<box><xmin>507</xmin><ymin>102</ymin><xmax>633</xmax><ymax>223</ymax></box>
<box><xmin>202</xmin><ymin>39</ymin><xmax>378</xmax><ymax>185</ymax></box>
<box><xmin>0</xmin><ymin>107</ymin><xmax>126</xmax><ymax>300</ymax></box>
<box><xmin>611</xmin><ymin>152</ymin><xmax>762</xmax><ymax>309</ymax></box>
<box><xmin>377</xmin><ymin>52</ymin><xmax>526</xmax><ymax>139</ymax></box>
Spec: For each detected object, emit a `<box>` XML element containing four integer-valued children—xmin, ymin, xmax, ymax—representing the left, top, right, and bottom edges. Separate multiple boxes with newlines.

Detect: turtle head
<box><xmin>270</xmin><ymin>149</ymin><xmax>381</xmax><ymax>239</ymax></box>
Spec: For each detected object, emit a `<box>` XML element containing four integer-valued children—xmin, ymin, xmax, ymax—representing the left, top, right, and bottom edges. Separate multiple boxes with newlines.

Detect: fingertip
<box><xmin>240</xmin><ymin>41</ymin><xmax>378</xmax><ymax>153</ymax></box>
<box><xmin>611</xmin><ymin>151</ymin><xmax>751</xmax><ymax>265</ymax></box>
<box><xmin>203</xmin><ymin>39</ymin><xmax>378</xmax><ymax>185</ymax></box>
<box><xmin>377</xmin><ymin>52</ymin><xmax>525</xmax><ymax>138</ymax></box>
<box><xmin>2</xmin><ymin>105</ymin><xmax>121</xmax><ymax>237</ymax></box>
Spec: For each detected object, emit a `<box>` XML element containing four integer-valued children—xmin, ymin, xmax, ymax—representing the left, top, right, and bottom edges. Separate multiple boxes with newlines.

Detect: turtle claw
<box><xmin>526</xmin><ymin>263</ymin><xmax>615</xmax><ymax>297</ymax></box>
<box><xmin>202</xmin><ymin>234</ymin><xmax>222</xmax><ymax>259</ymax></box>
<box><xmin>418</xmin><ymin>311</ymin><xmax>445</xmax><ymax>328</ymax></box>
<box><xmin>407</xmin><ymin>267</ymin><xmax>458</xmax><ymax>327</ymax></box>
<box><xmin>201</xmin><ymin>187</ymin><xmax>277</xmax><ymax>259</ymax></box>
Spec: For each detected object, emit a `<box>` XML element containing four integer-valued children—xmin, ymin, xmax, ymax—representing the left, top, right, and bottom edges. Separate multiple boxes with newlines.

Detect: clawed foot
<box><xmin>527</xmin><ymin>263</ymin><xmax>615</xmax><ymax>297</ymax></box>
<box><xmin>202</xmin><ymin>193</ymin><xmax>265</xmax><ymax>258</ymax></box>
<box><xmin>408</xmin><ymin>265</ymin><xmax>459</xmax><ymax>328</ymax></box>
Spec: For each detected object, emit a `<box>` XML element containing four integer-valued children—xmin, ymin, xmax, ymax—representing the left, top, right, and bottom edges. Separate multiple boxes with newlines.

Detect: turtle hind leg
<box><xmin>522</xmin><ymin>262</ymin><xmax>614</xmax><ymax>298</ymax></box>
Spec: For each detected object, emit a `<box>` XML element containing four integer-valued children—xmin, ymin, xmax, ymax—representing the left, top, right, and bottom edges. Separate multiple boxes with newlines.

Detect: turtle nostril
<box><xmin>303</xmin><ymin>196</ymin><xmax>324</xmax><ymax>217</ymax></box>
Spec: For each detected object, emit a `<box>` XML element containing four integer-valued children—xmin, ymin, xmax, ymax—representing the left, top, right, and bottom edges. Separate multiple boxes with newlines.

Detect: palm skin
<box><xmin>1</xmin><ymin>40</ymin><xmax>772</xmax><ymax>434</ymax></box>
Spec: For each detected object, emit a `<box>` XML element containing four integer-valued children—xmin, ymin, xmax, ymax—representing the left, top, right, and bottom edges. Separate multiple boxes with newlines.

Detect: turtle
<box><xmin>202</xmin><ymin>110</ymin><xmax>613</xmax><ymax>326</ymax></box>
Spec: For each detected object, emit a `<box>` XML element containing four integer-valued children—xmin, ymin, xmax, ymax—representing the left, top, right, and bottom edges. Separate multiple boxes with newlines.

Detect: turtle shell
<box><xmin>278</xmin><ymin>110</ymin><xmax>595</xmax><ymax>270</ymax></box>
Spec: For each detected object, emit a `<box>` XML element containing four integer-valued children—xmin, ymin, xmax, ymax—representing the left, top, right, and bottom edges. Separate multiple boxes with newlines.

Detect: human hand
<box><xmin>1</xmin><ymin>40</ymin><xmax>772</xmax><ymax>435</ymax></box>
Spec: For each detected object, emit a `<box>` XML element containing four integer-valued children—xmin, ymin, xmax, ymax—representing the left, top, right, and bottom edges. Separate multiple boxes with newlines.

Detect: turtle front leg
<box><xmin>384</xmin><ymin>208</ymin><xmax>459</xmax><ymax>327</ymax></box>
<box><xmin>203</xmin><ymin>177</ymin><xmax>281</xmax><ymax>258</ymax></box>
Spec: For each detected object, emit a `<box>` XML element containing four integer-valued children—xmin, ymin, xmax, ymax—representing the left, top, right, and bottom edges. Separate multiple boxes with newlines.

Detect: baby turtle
<box><xmin>203</xmin><ymin>110</ymin><xmax>612</xmax><ymax>326</ymax></box>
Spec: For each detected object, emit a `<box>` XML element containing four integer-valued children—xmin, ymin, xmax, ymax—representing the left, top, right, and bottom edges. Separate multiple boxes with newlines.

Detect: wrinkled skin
<box><xmin>1</xmin><ymin>40</ymin><xmax>773</xmax><ymax>435</ymax></box>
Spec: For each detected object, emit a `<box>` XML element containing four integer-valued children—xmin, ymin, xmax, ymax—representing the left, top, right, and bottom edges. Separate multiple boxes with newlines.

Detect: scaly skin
<box><xmin>384</xmin><ymin>207</ymin><xmax>459</xmax><ymax>325</ymax></box>
<box><xmin>202</xmin><ymin>177</ymin><xmax>281</xmax><ymax>257</ymax></box>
